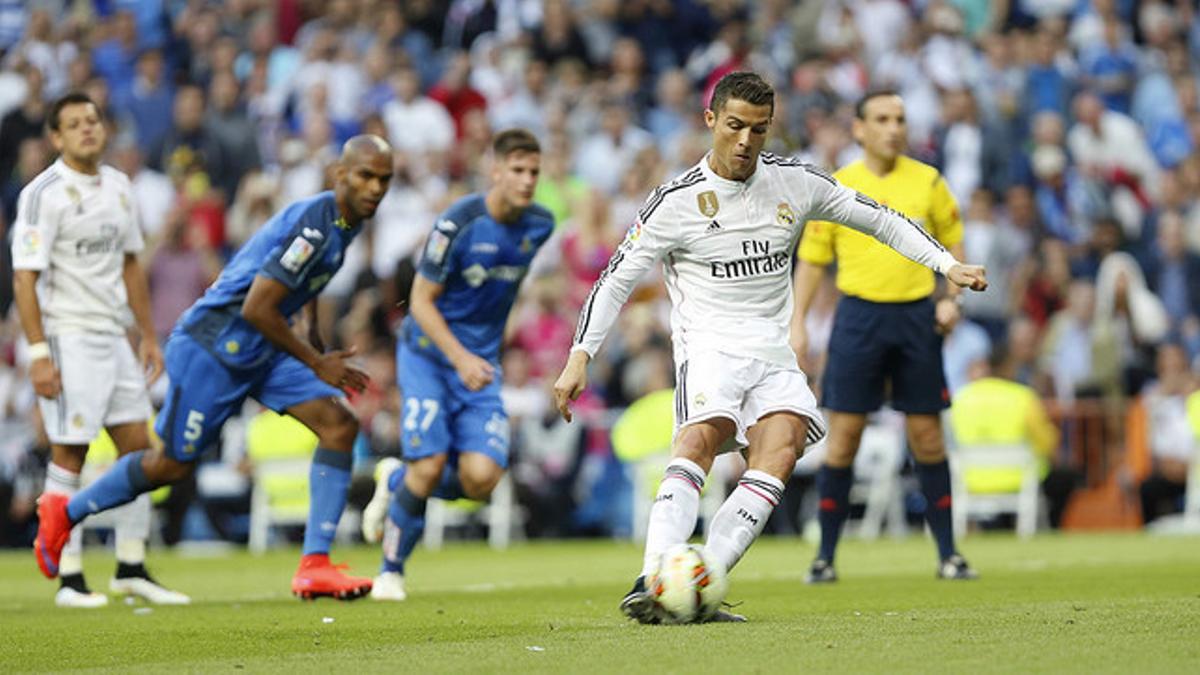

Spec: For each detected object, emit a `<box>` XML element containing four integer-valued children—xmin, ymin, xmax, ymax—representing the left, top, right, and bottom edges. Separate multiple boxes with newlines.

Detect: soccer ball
<box><xmin>647</xmin><ymin>544</ymin><xmax>729</xmax><ymax>624</ymax></box>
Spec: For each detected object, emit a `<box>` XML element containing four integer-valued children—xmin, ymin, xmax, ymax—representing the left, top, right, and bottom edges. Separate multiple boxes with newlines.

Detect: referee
<box><xmin>791</xmin><ymin>89</ymin><xmax>977</xmax><ymax>582</ymax></box>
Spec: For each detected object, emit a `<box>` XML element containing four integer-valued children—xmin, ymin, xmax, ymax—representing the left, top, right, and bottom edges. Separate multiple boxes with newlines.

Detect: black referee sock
<box><xmin>816</xmin><ymin>465</ymin><xmax>853</xmax><ymax>563</ymax></box>
<box><xmin>916</xmin><ymin>459</ymin><xmax>956</xmax><ymax>561</ymax></box>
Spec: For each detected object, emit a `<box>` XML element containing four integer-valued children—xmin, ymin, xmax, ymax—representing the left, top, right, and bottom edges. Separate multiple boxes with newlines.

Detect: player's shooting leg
<box><xmin>704</xmin><ymin>412</ymin><xmax>804</xmax><ymax>572</ymax></box>
<box><xmin>906</xmin><ymin>413</ymin><xmax>957</xmax><ymax>561</ymax></box>
<box><xmin>286</xmin><ymin>399</ymin><xmax>359</xmax><ymax>556</ymax></box>
<box><xmin>640</xmin><ymin>417</ymin><xmax>732</xmax><ymax>578</ymax></box>
<box><xmin>458</xmin><ymin>451</ymin><xmax>503</xmax><ymax>500</ymax></box>
<box><xmin>814</xmin><ymin>411</ymin><xmax>868</xmax><ymax>565</ymax></box>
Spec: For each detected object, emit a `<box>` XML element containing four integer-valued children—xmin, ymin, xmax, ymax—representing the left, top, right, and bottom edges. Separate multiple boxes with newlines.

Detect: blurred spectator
<box><xmin>1</xmin><ymin>137</ymin><xmax>51</xmax><ymax>227</ymax></box>
<box><xmin>1078</xmin><ymin>15</ymin><xmax>1138</xmax><ymax>114</ymax></box>
<box><xmin>531</xmin><ymin>0</ymin><xmax>592</xmax><ymax>68</ymax></box>
<box><xmin>575</xmin><ymin>98</ymin><xmax>653</xmax><ymax>194</ymax></box>
<box><xmin>116</xmin><ymin>48</ymin><xmax>174</xmax><ymax>156</ymax></box>
<box><xmin>146</xmin><ymin>207</ymin><xmax>221</xmax><ymax>342</ymax></box>
<box><xmin>1139</xmin><ymin>343</ymin><xmax>1197</xmax><ymax>524</ymax></box>
<box><xmin>150</xmin><ymin>85</ymin><xmax>226</xmax><ymax>200</ymax></box>
<box><xmin>205</xmin><ymin>71</ymin><xmax>262</xmax><ymax>199</ymax></box>
<box><xmin>488</xmin><ymin>58</ymin><xmax>550</xmax><ymax>140</ymax></box>
<box><xmin>91</xmin><ymin>10</ymin><xmax>139</xmax><ymax>100</ymax></box>
<box><xmin>0</xmin><ymin>63</ymin><xmax>46</xmax><ymax>186</ymax></box>
<box><xmin>951</xmin><ymin>345</ymin><xmax>1079</xmax><ymax>528</ymax></box>
<box><xmin>1024</xmin><ymin>25</ymin><xmax>1074</xmax><ymax>120</ymax></box>
<box><xmin>109</xmin><ymin>135</ymin><xmax>174</xmax><ymax>241</ymax></box>
<box><xmin>1148</xmin><ymin>212</ymin><xmax>1200</xmax><ymax>358</ymax></box>
<box><xmin>381</xmin><ymin>65</ymin><xmax>455</xmax><ymax>156</ymax></box>
<box><xmin>962</xmin><ymin>189</ymin><xmax>1033</xmax><ymax>341</ymax></box>
<box><xmin>428</xmin><ymin>52</ymin><xmax>488</xmax><ymax>140</ymax></box>
<box><xmin>1094</xmin><ymin>251</ymin><xmax>1169</xmax><ymax>394</ymax></box>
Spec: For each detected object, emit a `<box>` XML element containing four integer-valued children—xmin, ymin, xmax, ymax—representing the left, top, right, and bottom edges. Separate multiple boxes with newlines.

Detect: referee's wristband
<box><xmin>27</xmin><ymin>341</ymin><xmax>51</xmax><ymax>361</ymax></box>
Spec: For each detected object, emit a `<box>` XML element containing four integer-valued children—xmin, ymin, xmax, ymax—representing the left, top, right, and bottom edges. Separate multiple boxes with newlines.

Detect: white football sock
<box><xmin>113</xmin><ymin>492</ymin><xmax>151</xmax><ymax>565</ymax></box>
<box><xmin>641</xmin><ymin>457</ymin><xmax>706</xmax><ymax>578</ymax></box>
<box><xmin>704</xmin><ymin>469</ymin><xmax>783</xmax><ymax>573</ymax></box>
<box><xmin>46</xmin><ymin>463</ymin><xmax>83</xmax><ymax>577</ymax></box>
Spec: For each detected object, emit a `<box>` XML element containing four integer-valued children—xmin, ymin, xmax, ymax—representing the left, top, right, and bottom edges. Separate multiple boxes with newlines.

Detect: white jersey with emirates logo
<box><xmin>572</xmin><ymin>152</ymin><xmax>959</xmax><ymax>366</ymax></box>
<box><xmin>10</xmin><ymin>159</ymin><xmax>145</xmax><ymax>335</ymax></box>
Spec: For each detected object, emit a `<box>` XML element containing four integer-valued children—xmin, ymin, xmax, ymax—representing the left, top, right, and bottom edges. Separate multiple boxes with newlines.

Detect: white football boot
<box><xmin>110</xmin><ymin>574</ymin><xmax>192</xmax><ymax>605</ymax></box>
<box><xmin>370</xmin><ymin>572</ymin><xmax>407</xmax><ymax>601</ymax></box>
<box><xmin>362</xmin><ymin>457</ymin><xmax>402</xmax><ymax>544</ymax></box>
<box><xmin>55</xmin><ymin>586</ymin><xmax>108</xmax><ymax>608</ymax></box>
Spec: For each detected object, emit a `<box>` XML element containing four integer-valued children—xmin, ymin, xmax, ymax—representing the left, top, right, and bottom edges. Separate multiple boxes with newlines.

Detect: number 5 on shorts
<box><xmin>183</xmin><ymin>410</ymin><xmax>205</xmax><ymax>442</ymax></box>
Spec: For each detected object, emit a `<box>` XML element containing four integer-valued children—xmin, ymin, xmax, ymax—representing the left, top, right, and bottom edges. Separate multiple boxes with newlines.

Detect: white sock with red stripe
<box><xmin>704</xmin><ymin>469</ymin><xmax>783</xmax><ymax>573</ymax></box>
<box><xmin>640</xmin><ymin>457</ymin><xmax>706</xmax><ymax>578</ymax></box>
<box><xmin>45</xmin><ymin>462</ymin><xmax>84</xmax><ymax>576</ymax></box>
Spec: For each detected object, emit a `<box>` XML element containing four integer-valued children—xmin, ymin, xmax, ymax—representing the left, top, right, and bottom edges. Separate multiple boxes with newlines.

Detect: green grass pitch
<box><xmin>1</xmin><ymin>533</ymin><xmax>1198</xmax><ymax>673</ymax></box>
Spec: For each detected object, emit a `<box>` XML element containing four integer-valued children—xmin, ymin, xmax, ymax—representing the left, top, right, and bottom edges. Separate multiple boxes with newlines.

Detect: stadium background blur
<box><xmin>0</xmin><ymin>0</ymin><xmax>1197</xmax><ymax>549</ymax></box>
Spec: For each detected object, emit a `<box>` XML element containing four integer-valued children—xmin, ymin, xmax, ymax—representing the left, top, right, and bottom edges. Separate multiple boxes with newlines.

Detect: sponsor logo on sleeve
<box><xmin>426</xmin><ymin>230</ymin><xmax>451</xmax><ymax>264</ymax></box>
<box><xmin>21</xmin><ymin>230</ymin><xmax>41</xmax><ymax>257</ymax></box>
<box><xmin>280</xmin><ymin>236</ymin><xmax>315</xmax><ymax>272</ymax></box>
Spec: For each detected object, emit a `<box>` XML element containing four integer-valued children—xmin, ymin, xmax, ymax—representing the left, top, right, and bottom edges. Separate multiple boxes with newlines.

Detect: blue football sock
<box><xmin>303</xmin><ymin>448</ymin><xmax>353</xmax><ymax>556</ymax></box>
<box><xmin>816</xmin><ymin>465</ymin><xmax>853</xmax><ymax>564</ymax></box>
<box><xmin>386</xmin><ymin>462</ymin><xmax>406</xmax><ymax>492</ymax></box>
<box><xmin>916</xmin><ymin>459</ymin><xmax>956</xmax><ymax>561</ymax></box>
<box><xmin>381</xmin><ymin>481</ymin><xmax>427</xmax><ymax>574</ymax></box>
<box><xmin>431</xmin><ymin>464</ymin><xmax>464</xmax><ymax>501</ymax></box>
<box><xmin>67</xmin><ymin>450</ymin><xmax>154</xmax><ymax>524</ymax></box>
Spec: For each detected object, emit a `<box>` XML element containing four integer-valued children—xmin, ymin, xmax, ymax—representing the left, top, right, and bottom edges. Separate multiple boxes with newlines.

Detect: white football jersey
<box><xmin>11</xmin><ymin>159</ymin><xmax>145</xmax><ymax>335</ymax></box>
<box><xmin>572</xmin><ymin>152</ymin><xmax>959</xmax><ymax>366</ymax></box>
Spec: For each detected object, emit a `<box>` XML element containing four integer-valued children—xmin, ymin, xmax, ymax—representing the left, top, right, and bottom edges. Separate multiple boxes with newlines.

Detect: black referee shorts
<box><xmin>821</xmin><ymin>295</ymin><xmax>949</xmax><ymax>415</ymax></box>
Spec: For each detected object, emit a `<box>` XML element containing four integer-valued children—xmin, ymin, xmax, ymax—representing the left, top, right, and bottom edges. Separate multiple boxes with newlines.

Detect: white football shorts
<box><xmin>673</xmin><ymin>351</ymin><xmax>826</xmax><ymax>452</ymax></box>
<box><xmin>38</xmin><ymin>333</ymin><xmax>153</xmax><ymax>444</ymax></box>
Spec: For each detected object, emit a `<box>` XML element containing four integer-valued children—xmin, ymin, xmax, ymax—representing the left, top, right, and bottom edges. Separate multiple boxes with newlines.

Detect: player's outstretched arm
<box><xmin>242</xmin><ymin>275</ymin><xmax>369</xmax><ymax>393</ymax></box>
<box><xmin>409</xmin><ymin>274</ymin><xmax>495</xmax><ymax>391</ymax></box>
<box><xmin>122</xmin><ymin>253</ymin><xmax>164</xmax><ymax>383</ymax></box>
<box><xmin>808</xmin><ymin>178</ymin><xmax>987</xmax><ymax>291</ymax></box>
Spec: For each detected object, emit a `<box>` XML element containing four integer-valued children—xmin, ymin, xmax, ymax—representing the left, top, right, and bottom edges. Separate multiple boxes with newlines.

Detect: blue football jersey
<box><xmin>177</xmin><ymin>191</ymin><xmax>359</xmax><ymax>369</ymax></box>
<box><xmin>403</xmin><ymin>194</ymin><xmax>555</xmax><ymax>364</ymax></box>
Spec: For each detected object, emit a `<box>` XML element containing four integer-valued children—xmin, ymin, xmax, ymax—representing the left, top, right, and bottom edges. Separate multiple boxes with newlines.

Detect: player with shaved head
<box><xmin>34</xmin><ymin>135</ymin><xmax>395</xmax><ymax>600</ymax></box>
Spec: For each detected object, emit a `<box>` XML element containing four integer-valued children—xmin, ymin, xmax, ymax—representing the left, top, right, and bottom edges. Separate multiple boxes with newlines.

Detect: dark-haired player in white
<box><xmin>13</xmin><ymin>92</ymin><xmax>188</xmax><ymax>607</ymax></box>
<box><xmin>553</xmin><ymin>72</ymin><xmax>987</xmax><ymax>623</ymax></box>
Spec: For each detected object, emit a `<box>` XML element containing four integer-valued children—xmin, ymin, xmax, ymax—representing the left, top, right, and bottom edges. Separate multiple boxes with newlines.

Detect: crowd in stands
<box><xmin>1</xmin><ymin>0</ymin><xmax>1198</xmax><ymax>546</ymax></box>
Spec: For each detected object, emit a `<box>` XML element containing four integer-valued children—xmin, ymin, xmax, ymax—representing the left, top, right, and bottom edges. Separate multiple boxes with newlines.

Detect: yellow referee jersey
<box><xmin>798</xmin><ymin>156</ymin><xmax>963</xmax><ymax>302</ymax></box>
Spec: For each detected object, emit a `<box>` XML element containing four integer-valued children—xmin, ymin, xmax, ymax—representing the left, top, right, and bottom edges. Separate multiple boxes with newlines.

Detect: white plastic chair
<box><xmin>950</xmin><ymin>443</ymin><xmax>1041</xmax><ymax>539</ymax></box>
<box><xmin>422</xmin><ymin>472</ymin><xmax>518</xmax><ymax>550</ymax></box>
<box><xmin>849</xmin><ymin>422</ymin><xmax>908</xmax><ymax>540</ymax></box>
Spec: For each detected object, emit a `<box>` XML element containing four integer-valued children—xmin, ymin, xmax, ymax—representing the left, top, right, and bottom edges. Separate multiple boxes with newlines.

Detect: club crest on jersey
<box><xmin>119</xmin><ymin>192</ymin><xmax>131</xmax><ymax>213</ymax></box>
<box><xmin>65</xmin><ymin>186</ymin><xmax>83</xmax><ymax>214</ymax></box>
<box><xmin>776</xmin><ymin>202</ymin><xmax>795</xmax><ymax>226</ymax></box>
<box><xmin>280</xmin><ymin>236</ymin><xmax>315</xmax><ymax>272</ymax></box>
<box><xmin>693</xmin><ymin>392</ymin><xmax>707</xmax><ymax>407</ymax></box>
<box><xmin>224</xmin><ymin>340</ymin><xmax>240</xmax><ymax>354</ymax></box>
<box><xmin>333</xmin><ymin>217</ymin><xmax>350</xmax><ymax>230</ymax></box>
<box><xmin>697</xmin><ymin>190</ymin><xmax>719</xmax><ymax>217</ymax></box>
<box><xmin>519</xmin><ymin>236</ymin><xmax>532</xmax><ymax>253</ymax></box>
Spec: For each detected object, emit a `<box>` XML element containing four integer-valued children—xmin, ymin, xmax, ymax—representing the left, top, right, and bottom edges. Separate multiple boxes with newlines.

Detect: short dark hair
<box><xmin>48</xmin><ymin>92</ymin><xmax>101</xmax><ymax>132</ymax></box>
<box><xmin>855</xmin><ymin>88</ymin><xmax>901</xmax><ymax>119</ymax></box>
<box><xmin>493</xmin><ymin>128</ymin><xmax>540</xmax><ymax>157</ymax></box>
<box><xmin>708</xmin><ymin>71</ymin><xmax>774</xmax><ymax>114</ymax></box>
